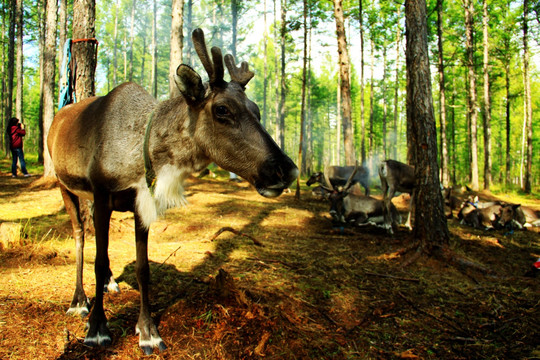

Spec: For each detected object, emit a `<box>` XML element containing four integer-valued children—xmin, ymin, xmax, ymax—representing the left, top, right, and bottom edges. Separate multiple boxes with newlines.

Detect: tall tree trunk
<box><xmin>405</xmin><ymin>0</ymin><xmax>449</xmax><ymax>251</ymax></box>
<box><xmin>231</xmin><ymin>0</ymin><xmax>238</xmax><ymax>58</ymax></box>
<box><xmin>277</xmin><ymin>0</ymin><xmax>287</xmax><ymax>150</ymax></box>
<box><xmin>169</xmin><ymin>0</ymin><xmax>183</xmax><ymax>98</ymax></box>
<box><xmin>522</xmin><ymin>0</ymin><xmax>533</xmax><ymax>193</ymax></box>
<box><xmin>57</xmin><ymin>0</ymin><xmax>67</xmax><ymax>104</ymax></box>
<box><xmin>1</xmin><ymin>3</ymin><xmax>6</xmax><ymax>154</ymax></box>
<box><xmin>73</xmin><ymin>0</ymin><xmax>97</xmax><ymax>102</ymax></box>
<box><xmin>151</xmin><ymin>0</ymin><xmax>157</xmax><ymax>97</ymax></box>
<box><xmin>296</xmin><ymin>0</ymin><xmax>308</xmax><ymax>199</ymax></box>
<box><xmin>336</xmin><ymin>77</ymin><xmax>341</xmax><ymax>164</ymax></box>
<box><xmin>185</xmin><ymin>0</ymin><xmax>193</xmax><ymax>66</ymax></box>
<box><xmin>465</xmin><ymin>0</ymin><xmax>479</xmax><ymax>190</ymax></box>
<box><xmin>392</xmin><ymin>5</ymin><xmax>402</xmax><ymax>161</ymax></box>
<box><xmin>42</xmin><ymin>0</ymin><xmax>58</xmax><ymax>177</ymax></box>
<box><xmin>504</xmin><ymin>56</ymin><xmax>511</xmax><ymax>187</ymax></box>
<box><xmin>262</xmin><ymin>0</ymin><xmax>268</xmax><ymax>129</ymax></box>
<box><xmin>381</xmin><ymin>44</ymin><xmax>388</xmax><ymax>159</ymax></box>
<box><xmin>113</xmin><ymin>0</ymin><xmax>118</xmax><ymax>87</ymax></box>
<box><xmin>37</xmin><ymin>0</ymin><xmax>45</xmax><ymax>161</ymax></box>
<box><xmin>369</xmin><ymin>38</ymin><xmax>375</xmax><ymax>165</ymax></box>
<box><xmin>437</xmin><ymin>0</ymin><xmax>448</xmax><ymax>187</ymax></box>
<box><xmin>359</xmin><ymin>0</ymin><xmax>366</xmax><ymax>164</ymax></box>
<box><xmin>450</xmin><ymin>66</ymin><xmax>456</xmax><ymax>184</ymax></box>
<box><xmin>6</xmin><ymin>0</ymin><xmax>15</xmax><ymax>132</ymax></box>
<box><xmin>15</xmin><ymin>0</ymin><xmax>23</xmax><ymax>121</ymax></box>
<box><xmin>72</xmin><ymin>0</ymin><xmax>97</xmax><ymax>231</ymax></box>
<box><xmin>333</xmin><ymin>0</ymin><xmax>356</xmax><ymax>165</ymax></box>
<box><xmin>482</xmin><ymin>0</ymin><xmax>492</xmax><ymax>190</ymax></box>
<box><xmin>128</xmin><ymin>0</ymin><xmax>135</xmax><ymax>82</ymax></box>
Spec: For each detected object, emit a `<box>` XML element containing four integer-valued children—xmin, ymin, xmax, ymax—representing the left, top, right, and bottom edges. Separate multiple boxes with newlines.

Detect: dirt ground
<box><xmin>0</xmin><ymin>167</ymin><xmax>539</xmax><ymax>360</ymax></box>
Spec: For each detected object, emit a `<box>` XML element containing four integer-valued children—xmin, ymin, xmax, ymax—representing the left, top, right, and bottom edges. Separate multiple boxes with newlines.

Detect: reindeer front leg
<box><xmin>84</xmin><ymin>193</ymin><xmax>113</xmax><ymax>347</ymax></box>
<box><xmin>134</xmin><ymin>213</ymin><xmax>166</xmax><ymax>355</ymax></box>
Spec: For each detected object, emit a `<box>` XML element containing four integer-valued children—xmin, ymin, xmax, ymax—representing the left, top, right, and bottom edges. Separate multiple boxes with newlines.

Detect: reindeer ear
<box><xmin>175</xmin><ymin>64</ymin><xmax>206</xmax><ymax>104</ymax></box>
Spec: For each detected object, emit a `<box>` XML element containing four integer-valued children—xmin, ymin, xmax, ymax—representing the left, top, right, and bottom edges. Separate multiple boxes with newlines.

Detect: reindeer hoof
<box><xmin>66</xmin><ymin>298</ymin><xmax>90</xmax><ymax>318</ymax></box>
<box><xmin>84</xmin><ymin>322</ymin><xmax>112</xmax><ymax>347</ymax></box>
<box><xmin>136</xmin><ymin>323</ymin><xmax>167</xmax><ymax>354</ymax></box>
<box><xmin>104</xmin><ymin>277</ymin><xmax>120</xmax><ymax>293</ymax></box>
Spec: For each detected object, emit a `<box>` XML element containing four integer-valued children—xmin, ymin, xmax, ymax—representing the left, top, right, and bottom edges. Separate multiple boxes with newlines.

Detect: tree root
<box><xmin>210</xmin><ymin>226</ymin><xmax>264</xmax><ymax>247</ymax></box>
<box><xmin>396</xmin><ymin>239</ymin><xmax>497</xmax><ymax>278</ymax></box>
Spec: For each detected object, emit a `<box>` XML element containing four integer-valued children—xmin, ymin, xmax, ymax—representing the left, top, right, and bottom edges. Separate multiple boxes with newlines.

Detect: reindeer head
<box><xmin>174</xmin><ymin>29</ymin><xmax>298</xmax><ymax>197</ymax></box>
<box><xmin>322</xmin><ymin>162</ymin><xmax>359</xmax><ymax>223</ymax></box>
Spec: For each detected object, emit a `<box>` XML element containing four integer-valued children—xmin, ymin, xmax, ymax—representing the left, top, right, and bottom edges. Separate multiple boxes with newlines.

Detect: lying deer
<box><xmin>306</xmin><ymin>164</ymin><xmax>370</xmax><ymax>195</ymax></box>
<box><xmin>47</xmin><ymin>29</ymin><xmax>298</xmax><ymax>355</ymax></box>
<box><xmin>321</xmin><ymin>163</ymin><xmax>400</xmax><ymax>228</ymax></box>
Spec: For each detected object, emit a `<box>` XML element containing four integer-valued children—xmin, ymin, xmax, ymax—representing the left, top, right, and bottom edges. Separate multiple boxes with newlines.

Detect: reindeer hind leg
<box><xmin>60</xmin><ymin>185</ymin><xmax>90</xmax><ymax>317</ymax></box>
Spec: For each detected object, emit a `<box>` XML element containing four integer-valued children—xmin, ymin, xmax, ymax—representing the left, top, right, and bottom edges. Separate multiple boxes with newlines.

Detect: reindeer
<box><xmin>306</xmin><ymin>165</ymin><xmax>370</xmax><ymax>196</ymax></box>
<box><xmin>47</xmin><ymin>29</ymin><xmax>298</xmax><ymax>355</ymax></box>
<box><xmin>378</xmin><ymin>159</ymin><xmax>415</xmax><ymax>233</ymax></box>
<box><xmin>320</xmin><ymin>164</ymin><xmax>400</xmax><ymax>228</ymax></box>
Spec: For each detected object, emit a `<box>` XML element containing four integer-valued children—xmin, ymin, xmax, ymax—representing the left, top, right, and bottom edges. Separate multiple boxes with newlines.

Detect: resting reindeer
<box><xmin>47</xmin><ymin>29</ymin><xmax>298</xmax><ymax>355</ymax></box>
<box><xmin>321</xmin><ymin>164</ymin><xmax>400</xmax><ymax>228</ymax></box>
<box><xmin>306</xmin><ymin>164</ymin><xmax>370</xmax><ymax>196</ymax></box>
<box><xmin>378</xmin><ymin>159</ymin><xmax>415</xmax><ymax>233</ymax></box>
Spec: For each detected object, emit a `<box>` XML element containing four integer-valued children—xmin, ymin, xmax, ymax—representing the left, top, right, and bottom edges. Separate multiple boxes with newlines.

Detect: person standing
<box><xmin>7</xmin><ymin>117</ymin><xmax>30</xmax><ymax>178</ymax></box>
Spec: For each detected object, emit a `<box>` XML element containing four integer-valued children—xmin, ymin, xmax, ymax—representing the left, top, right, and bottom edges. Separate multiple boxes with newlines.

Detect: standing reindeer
<box><xmin>378</xmin><ymin>159</ymin><xmax>415</xmax><ymax>233</ymax></box>
<box><xmin>47</xmin><ymin>29</ymin><xmax>298</xmax><ymax>355</ymax></box>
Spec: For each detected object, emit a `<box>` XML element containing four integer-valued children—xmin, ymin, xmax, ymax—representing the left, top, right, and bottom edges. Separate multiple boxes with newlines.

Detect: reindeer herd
<box><xmin>307</xmin><ymin>160</ymin><xmax>540</xmax><ymax>234</ymax></box>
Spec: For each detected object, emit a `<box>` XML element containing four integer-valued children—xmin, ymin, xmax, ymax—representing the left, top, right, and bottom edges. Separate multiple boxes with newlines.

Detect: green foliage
<box><xmin>1</xmin><ymin>0</ymin><xmax>537</xmax><ymax>192</ymax></box>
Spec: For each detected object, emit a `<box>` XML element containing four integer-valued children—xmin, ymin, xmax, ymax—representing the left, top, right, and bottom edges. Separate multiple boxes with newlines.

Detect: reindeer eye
<box><xmin>215</xmin><ymin>105</ymin><xmax>231</xmax><ymax>117</ymax></box>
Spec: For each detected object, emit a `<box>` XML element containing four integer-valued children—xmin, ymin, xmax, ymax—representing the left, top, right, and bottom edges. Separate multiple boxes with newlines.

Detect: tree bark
<box><xmin>405</xmin><ymin>0</ymin><xmax>450</xmax><ymax>251</ymax></box>
<box><xmin>296</xmin><ymin>0</ymin><xmax>308</xmax><ymax>199</ymax></box>
<box><xmin>151</xmin><ymin>0</ymin><xmax>157</xmax><ymax>97</ymax></box>
<box><xmin>15</xmin><ymin>0</ymin><xmax>23</xmax><ymax>121</ymax></box>
<box><xmin>6</xmin><ymin>0</ymin><xmax>15</xmax><ymax>131</ymax></box>
<box><xmin>359</xmin><ymin>0</ymin><xmax>366</xmax><ymax>164</ymax></box>
<box><xmin>113</xmin><ymin>0</ymin><xmax>118</xmax><ymax>87</ymax></box>
<box><xmin>369</xmin><ymin>38</ymin><xmax>375</xmax><ymax>166</ymax></box>
<box><xmin>231</xmin><ymin>0</ymin><xmax>238</xmax><ymax>58</ymax></box>
<box><xmin>482</xmin><ymin>0</ymin><xmax>492</xmax><ymax>190</ymax></box>
<box><xmin>333</xmin><ymin>0</ymin><xmax>356</xmax><ymax>165</ymax></box>
<box><xmin>72</xmin><ymin>0</ymin><xmax>97</xmax><ymax>102</ymax></box>
<box><xmin>42</xmin><ymin>0</ymin><xmax>57</xmax><ymax>177</ymax></box>
<box><xmin>37</xmin><ymin>0</ymin><xmax>45</xmax><ymax>161</ymax></box>
<box><xmin>277</xmin><ymin>0</ymin><xmax>287</xmax><ymax>150</ymax></box>
<box><xmin>465</xmin><ymin>0</ymin><xmax>479</xmax><ymax>190</ymax></box>
<box><xmin>522</xmin><ymin>0</ymin><xmax>533</xmax><ymax>193</ymax></box>
<box><xmin>262</xmin><ymin>0</ymin><xmax>268</xmax><ymax>129</ymax></box>
<box><xmin>436</xmin><ymin>0</ymin><xmax>448</xmax><ymax>187</ymax></box>
<box><xmin>381</xmin><ymin>45</ymin><xmax>388</xmax><ymax>159</ymax></box>
<box><xmin>392</xmin><ymin>4</ymin><xmax>402</xmax><ymax>161</ymax></box>
<box><xmin>128</xmin><ymin>0</ymin><xmax>135</xmax><ymax>82</ymax></box>
<box><xmin>169</xmin><ymin>0</ymin><xmax>184</xmax><ymax>98</ymax></box>
<box><xmin>504</xmin><ymin>55</ymin><xmax>511</xmax><ymax>187</ymax></box>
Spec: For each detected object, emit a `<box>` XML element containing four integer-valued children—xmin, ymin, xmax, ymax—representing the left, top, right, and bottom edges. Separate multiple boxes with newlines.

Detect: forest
<box><xmin>0</xmin><ymin>0</ymin><xmax>538</xmax><ymax>193</ymax></box>
<box><xmin>1</xmin><ymin>1</ymin><xmax>540</xmax><ymax>359</ymax></box>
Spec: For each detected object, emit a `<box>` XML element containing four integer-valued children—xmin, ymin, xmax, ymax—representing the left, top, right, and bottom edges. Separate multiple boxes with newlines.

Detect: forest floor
<box><xmin>0</xmin><ymin>159</ymin><xmax>539</xmax><ymax>360</ymax></box>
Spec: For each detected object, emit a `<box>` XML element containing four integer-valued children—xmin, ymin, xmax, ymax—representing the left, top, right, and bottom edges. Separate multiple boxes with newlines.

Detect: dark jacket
<box><xmin>9</xmin><ymin>125</ymin><xmax>25</xmax><ymax>149</ymax></box>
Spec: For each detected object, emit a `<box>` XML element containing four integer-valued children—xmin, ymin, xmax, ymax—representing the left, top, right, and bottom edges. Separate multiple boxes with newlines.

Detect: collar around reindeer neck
<box><xmin>143</xmin><ymin>110</ymin><xmax>157</xmax><ymax>195</ymax></box>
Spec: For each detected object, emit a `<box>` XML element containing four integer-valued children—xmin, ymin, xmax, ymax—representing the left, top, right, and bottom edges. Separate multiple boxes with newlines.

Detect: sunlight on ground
<box><xmin>0</xmin><ymin>186</ymin><xmax>64</xmax><ymax>221</ymax></box>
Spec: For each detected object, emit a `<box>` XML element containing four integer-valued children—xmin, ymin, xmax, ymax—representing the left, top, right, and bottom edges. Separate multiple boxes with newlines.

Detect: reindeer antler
<box><xmin>224</xmin><ymin>54</ymin><xmax>254</xmax><ymax>87</ymax></box>
<box><xmin>343</xmin><ymin>161</ymin><xmax>359</xmax><ymax>192</ymax></box>
<box><xmin>322</xmin><ymin>167</ymin><xmax>334</xmax><ymax>192</ymax></box>
<box><xmin>192</xmin><ymin>28</ymin><xmax>225</xmax><ymax>87</ymax></box>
